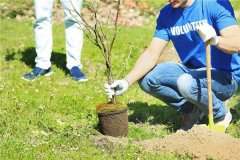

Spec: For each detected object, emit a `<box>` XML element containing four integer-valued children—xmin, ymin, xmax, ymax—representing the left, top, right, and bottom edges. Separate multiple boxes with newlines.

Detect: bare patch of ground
<box><xmin>140</xmin><ymin>45</ymin><xmax>180</xmax><ymax>64</ymax></box>
<box><xmin>135</xmin><ymin>125</ymin><xmax>240</xmax><ymax>160</ymax></box>
<box><xmin>91</xmin><ymin>134</ymin><xmax>129</xmax><ymax>151</ymax></box>
<box><xmin>158</xmin><ymin>46</ymin><xmax>180</xmax><ymax>63</ymax></box>
<box><xmin>92</xmin><ymin>125</ymin><xmax>240</xmax><ymax>160</ymax></box>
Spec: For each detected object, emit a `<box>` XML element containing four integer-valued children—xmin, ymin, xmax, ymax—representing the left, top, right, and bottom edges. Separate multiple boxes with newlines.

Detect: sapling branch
<box><xmin>66</xmin><ymin>0</ymin><xmax>121</xmax><ymax>103</ymax></box>
<box><xmin>116</xmin><ymin>44</ymin><xmax>133</xmax><ymax>80</ymax></box>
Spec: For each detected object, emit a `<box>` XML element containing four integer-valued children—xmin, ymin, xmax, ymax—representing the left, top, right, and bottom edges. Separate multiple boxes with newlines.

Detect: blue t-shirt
<box><xmin>154</xmin><ymin>0</ymin><xmax>240</xmax><ymax>84</ymax></box>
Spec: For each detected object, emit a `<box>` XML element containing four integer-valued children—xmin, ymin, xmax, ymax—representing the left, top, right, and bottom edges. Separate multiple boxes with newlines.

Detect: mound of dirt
<box><xmin>135</xmin><ymin>125</ymin><xmax>240</xmax><ymax>160</ymax></box>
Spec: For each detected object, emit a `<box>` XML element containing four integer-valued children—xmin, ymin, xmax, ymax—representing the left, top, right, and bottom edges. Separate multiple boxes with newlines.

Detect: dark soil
<box><xmin>97</xmin><ymin>102</ymin><xmax>128</xmax><ymax>137</ymax></box>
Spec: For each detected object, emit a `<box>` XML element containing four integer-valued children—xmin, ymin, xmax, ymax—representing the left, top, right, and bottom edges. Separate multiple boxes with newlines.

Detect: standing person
<box><xmin>105</xmin><ymin>0</ymin><xmax>240</xmax><ymax>130</ymax></box>
<box><xmin>22</xmin><ymin>0</ymin><xmax>88</xmax><ymax>82</ymax></box>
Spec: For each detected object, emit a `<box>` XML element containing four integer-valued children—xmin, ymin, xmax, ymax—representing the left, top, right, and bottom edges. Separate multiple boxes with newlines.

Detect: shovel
<box><xmin>205</xmin><ymin>40</ymin><xmax>225</xmax><ymax>132</ymax></box>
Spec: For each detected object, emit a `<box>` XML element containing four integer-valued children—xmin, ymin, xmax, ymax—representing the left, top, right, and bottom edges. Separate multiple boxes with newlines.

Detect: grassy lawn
<box><xmin>0</xmin><ymin>1</ymin><xmax>240</xmax><ymax>159</ymax></box>
<box><xmin>0</xmin><ymin>19</ymin><xmax>185</xmax><ymax>159</ymax></box>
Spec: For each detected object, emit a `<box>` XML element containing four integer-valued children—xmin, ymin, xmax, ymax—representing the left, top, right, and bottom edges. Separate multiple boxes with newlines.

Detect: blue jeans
<box><xmin>139</xmin><ymin>62</ymin><xmax>238</xmax><ymax>120</ymax></box>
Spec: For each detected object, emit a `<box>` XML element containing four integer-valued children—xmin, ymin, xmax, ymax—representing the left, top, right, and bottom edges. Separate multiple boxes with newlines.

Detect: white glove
<box><xmin>104</xmin><ymin>79</ymin><xmax>129</xmax><ymax>98</ymax></box>
<box><xmin>196</xmin><ymin>23</ymin><xmax>219</xmax><ymax>46</ymax></box>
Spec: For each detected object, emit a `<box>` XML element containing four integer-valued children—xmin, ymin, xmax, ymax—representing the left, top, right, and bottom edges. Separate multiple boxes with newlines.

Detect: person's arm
<box><xmin>105</xmin><ymin>38</ymin><xmax>168</xmax><ymax>98</ymax></box>
<box><xmin>105</xmin><ymin>7</ymin><xmax>169</xmax><ymax>98</ymax></box>
<box><xmin>124</xmin><ymin>37</ymin><xmax>168</xmax><ymax>86</ymax></box>
<box><xmin>196</xmin><ymin>24</ymin><xmax>240</xmax><ymax>54</ymax></box>
<box><xmin>217</xmin><ymin>25</ymin><xmax>240</xmax><ymax>54</ymax></box>
<box><xmin>197</xmin><ymin>0</ymin><xmax>240</xmax><ymax>54</ymax></box>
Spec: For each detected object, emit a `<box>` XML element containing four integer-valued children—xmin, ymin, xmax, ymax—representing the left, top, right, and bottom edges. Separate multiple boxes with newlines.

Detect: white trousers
<box><xmin>34</xmin><ymin>0</ymin><xmax>83</xmax><ymax>70</ymax></box>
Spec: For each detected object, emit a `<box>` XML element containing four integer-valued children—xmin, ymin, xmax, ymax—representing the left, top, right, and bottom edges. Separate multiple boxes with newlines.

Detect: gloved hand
<box><xmin>196</xmin><ymin>23</ymin><xmax>219</xmax><ymax>46</ymax></box>
<box><xmin>104</xmin><ymin>79</ymin><xmax>129</xmax><ymax>98</ymax></box>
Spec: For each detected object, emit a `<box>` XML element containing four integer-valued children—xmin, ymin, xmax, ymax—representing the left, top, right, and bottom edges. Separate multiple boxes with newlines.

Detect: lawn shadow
<box><xmin>128</xmin><ymin>102</ymin><xmax>182</xmax><ymax>131</ymax></box>
<box><xmin>4</xmin><ymin>47</ymin><xmax>68</xmax><ymax>74</ymax></box>
<box><xmin>230</xmin><ymin>88</ymin><xmax>240</xmax><ymax>122</ymax></box>
<box><xmin>230</xmin><ymin>102</ymin><xmax>240</xmax><ymax>123</ymax></box>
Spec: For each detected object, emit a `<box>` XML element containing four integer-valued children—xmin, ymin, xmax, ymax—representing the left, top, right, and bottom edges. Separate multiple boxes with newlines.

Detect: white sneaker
<box><xmin>215</xmin><ymin>111</ymin><xmax>232</xmax><ymax>130</ymax></box>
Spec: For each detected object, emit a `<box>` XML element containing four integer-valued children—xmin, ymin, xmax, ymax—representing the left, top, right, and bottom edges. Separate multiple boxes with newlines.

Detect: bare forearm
<box><xmin>123</xmin><ymin>38</ymin><xmax>168</xmax><ymax>86</ymax></box>
<box><xmin>124</xmin><ymin>51</ymin><xmax>158</xmax><ymax>86</ymax></box>
<box><xmin>216</xmin><ymin>25</ymin><xmax>240</xmax><ymax>54</ymax></box>
<box><xmin>217</xmin><ymin>36</ymin><xmax>240</xmax><ymax>54</ymax></box>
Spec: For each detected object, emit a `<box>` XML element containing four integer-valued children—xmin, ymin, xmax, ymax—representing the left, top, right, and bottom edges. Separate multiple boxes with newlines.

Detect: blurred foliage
<box><xmin>0</xmin><ymin>0</ymin><xmax>239</xmax><ymax>21</ymax></box>
<box><xmin>0</xmin><ymin>0</ymin><xmax>33</xmax><ymax>18</ymax></box>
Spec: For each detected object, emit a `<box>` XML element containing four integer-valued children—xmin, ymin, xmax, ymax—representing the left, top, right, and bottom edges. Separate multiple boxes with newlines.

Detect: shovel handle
<box><xmin>206</xmin><ymin>40</ymin><xmax>214</xmax><ymax>127</ymax></box>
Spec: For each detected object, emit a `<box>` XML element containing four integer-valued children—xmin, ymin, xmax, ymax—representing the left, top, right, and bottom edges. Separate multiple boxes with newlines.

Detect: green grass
<box><xmin>0</xmin><ymin>19</ymin><xmax>187</xmax><ymax>159</ymax></box>
<box><xmin>0</xmin><ymin>1</ymin><xmax>240</xmax><ymax>159</ymax></box>
<box><xmin>1</xmin><ymin>18</ymin><xmax>240</xmax><ymax>160</ymax></box>
<box><xmin>0</xmin><ymin>0</ymin><xmax>33</xmax><ymax>18</ymax></box>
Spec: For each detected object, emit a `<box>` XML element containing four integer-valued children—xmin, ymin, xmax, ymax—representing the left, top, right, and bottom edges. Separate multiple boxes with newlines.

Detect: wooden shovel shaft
<box><xmin>206</xmin><ymin>40</ymin><xmax>214</xmax><ymax>127</ymax></box>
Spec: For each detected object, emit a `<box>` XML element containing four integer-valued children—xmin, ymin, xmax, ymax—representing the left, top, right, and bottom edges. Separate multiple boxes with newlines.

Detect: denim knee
<box><xmin>139</xmin><ymin>74</ymin><xmax>160</xmax><ymax>93</ymax></box>
<box><xmin>138</xmin><ymin>76</ymin><xmax>151</xmax><ymax>93</ymax></box>
<box><xmin>177</xmin><ymin>73</ymin><xmax>196</xmax><ymax>99</ymax></box>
